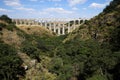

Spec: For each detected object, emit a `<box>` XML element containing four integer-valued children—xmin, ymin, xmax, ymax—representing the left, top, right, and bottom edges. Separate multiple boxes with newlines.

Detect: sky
<box><xmin>0</xmin><ymin>0</ymin><xmax>112</xmax><ymax>19</ymax></box>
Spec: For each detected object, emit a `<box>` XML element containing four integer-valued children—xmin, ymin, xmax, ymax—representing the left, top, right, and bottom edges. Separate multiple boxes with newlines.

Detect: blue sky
<box><xmin>0</xmin><ymin>0</ymin><xmax>112</xmax><ymax>19</ymax></box>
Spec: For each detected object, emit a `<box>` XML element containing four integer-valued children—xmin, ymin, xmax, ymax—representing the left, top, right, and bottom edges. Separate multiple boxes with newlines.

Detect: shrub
<box><xmin>0</xmin><ymin>43</ymin><xmax>24</xmax><ymax>80</ymax></box>
<box><xmin>0</xmin><ymin>15</ymin><xmax>12</xmax><ymax>23</ymax></box>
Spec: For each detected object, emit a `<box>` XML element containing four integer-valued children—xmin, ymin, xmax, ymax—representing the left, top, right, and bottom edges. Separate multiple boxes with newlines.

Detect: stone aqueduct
<box><xmin>12</xmin><ymin>18</ymin><xmax>86</xmax><ymax>35</ymax></box>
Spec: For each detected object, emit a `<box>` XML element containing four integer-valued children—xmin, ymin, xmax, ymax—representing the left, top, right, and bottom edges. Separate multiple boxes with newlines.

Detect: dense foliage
<box><xmin>103</xmin><ymin>0</ymin><xmax>120</xmax><ymax>13</ymax></box>
<box><xmin>0</xmin><ymin>0</ymin><xmax>120</xmax><ymax>80</ymax></box>
<box><xmin>0</xmin><ymin>42</ymin><xmax>24</xmax><ymax>80</ymax></box>
<box><xmin>0</xmin><ymin>15</ymin><xmax>17</xmax><ymax>31</ymax></box>
<box><xmin>0</xmin><ymin>15</ymin><xmax>12</xmax><ymax>23</ymax></box>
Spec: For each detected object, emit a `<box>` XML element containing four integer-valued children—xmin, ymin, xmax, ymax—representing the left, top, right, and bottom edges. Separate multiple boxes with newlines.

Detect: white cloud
<box><xmin>29</xmin><ymin>0</ymin><xmax>61</xmax><ymax>2</ymax></box>
<box><xmin>31</xmin><ymin>7</ymin><xmax>75</xmax><ymax>18</ymax></box>
<box><xmin>83</xmin><ymin>8</ymin><xmax>87</xmax><ymax>10</ymax></box>
<box><xmin>3</xmin><ymin>0</ymin><xmax>35</xmax><ymax>12</ymax></box>
<box><xmin>15</xmin><ymin>7</ymin><xmax>35</xmax><ymax>11</ymax></box>
<box><xmin>4</xmin><ymin>0</ymin><xmax>21</xmax><ymax>7</ymax></box>
<box><xmin>39</xmin><ymin>0</ymin><xmax>44</xmax><ymax>2</ymax></box>
<box><xmin>68</xmin><ymin>0</ymin><xmax>87</xmax><ymax>6</ymax></box>
<box><xmin>43</xmin><ymin>7</ymin><xmax>73</xmax><ymax>14</ymax></box>
<box><xmin>89</xmin><ymin>3</ymin><xmax>108</xmax><ymax>8</ymax></box>
<box><xmin>55</xmin><ymin>3</ymin><xmax>62</xmax><ymax>6</ymax></box>
<box><xmin>105</xmin><ymin>0</ymin><xmax>113</xmax><ymax>2</ymax></box>
<box><xmin>32</xmin><ymin>0</ymin><xmax>61</xmax><ymax>2</ymax></box>
<box><xmin>30</xmin><ymin>0</ymin><xmax>38</xmax><ymax>1</ymax></box>
<box><xmin>13</xmin><ymin>7</ymin><xmax>73</xmax><ymax>18</ymax></box>
<box><xmin>72</xmin><ymin>7</ymin><xmax>78</xmax><ymax>10</ymax></box>
<box><xmin>48</xmin><ymin>0</ymin><xmax>61</xmax><ymax>1</ymax></box>
<box><xmin>0</xmin><ymin>8</ymin><xmax>13</xmax><ymax>12</ymax></box>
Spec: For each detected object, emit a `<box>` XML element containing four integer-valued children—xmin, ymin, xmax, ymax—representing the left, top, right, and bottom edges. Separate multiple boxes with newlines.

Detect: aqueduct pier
<box><xmin>12</xmin><ymin>18</ymin><xmax>86</xmax><ymax>35</ymax></box>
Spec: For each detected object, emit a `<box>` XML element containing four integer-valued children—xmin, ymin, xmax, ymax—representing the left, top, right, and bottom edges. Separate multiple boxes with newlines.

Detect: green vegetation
<box><xmin>103</xmin><ymin>0</ymin><xmax>120</xmax><ymax>13</ymax></box>
<box><xmin>0</xmin><ymin>0</ymin><xmax>120</xmax><ymax>80</ymax></box>
<box><xmin>0</xmin><ymin>15</ymin><xmax>12</xmax><ymax>23</ymax></box>
<box><xmin>0</xmin><ymin>42</ymin><xmax>24</xmax><ymax>80</ymax></box>
<box><xmin>0</xmin><ymin>15</ymin><xmax>17</xmax><ymax>31</ymax></box>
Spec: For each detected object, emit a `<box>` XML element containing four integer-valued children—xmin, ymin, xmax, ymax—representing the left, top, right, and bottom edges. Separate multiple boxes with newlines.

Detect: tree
<box><xmin>0</xmin><ymin>15</ymin><xmax>12</xmax><ymax>23</ymax></box>
<box><xmin>110</xmin><ymin>26</ymin><xmax>120</xmax><ymax>51</ymax></box>
<box><xmin>0</xmin><ymin>43</ymin><xmax>24</xmax><ymax>80</ymax></box>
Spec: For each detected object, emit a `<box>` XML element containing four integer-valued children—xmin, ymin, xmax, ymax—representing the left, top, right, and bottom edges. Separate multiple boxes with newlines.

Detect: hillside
<box><xmin>0</xmin><ymin>15</ymin><xmax>54</xmax><ymax>48</ymax></box>
<box><xmin>0</xmin><ymin>15</ymin><xmax>58</xmax><ymax>80</ymax></box>
<box><xmin>17</xmin><ymin>26</ymin><xmax>53</xmax><ymax>37</ymax></box>
<box><xmin>0</xmin><ymin>0</ymin><xmax>120</xmax><ymax>80</ymax></box>
<box><xmin>64</xmin><ymin>0</ymin><xmax>120</xmax><ymax>42</ymax></box>
<box><xmin>58</xmin><ymin>0</ymin><xmax>120</xmax><ymax>80</ymax></box>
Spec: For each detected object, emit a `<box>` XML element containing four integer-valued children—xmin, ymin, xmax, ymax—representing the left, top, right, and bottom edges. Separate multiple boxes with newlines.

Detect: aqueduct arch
<box><xmin>12</xmin><ymin>18</ymin><xmax>86</xmax><ymax>35</ymax></box>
